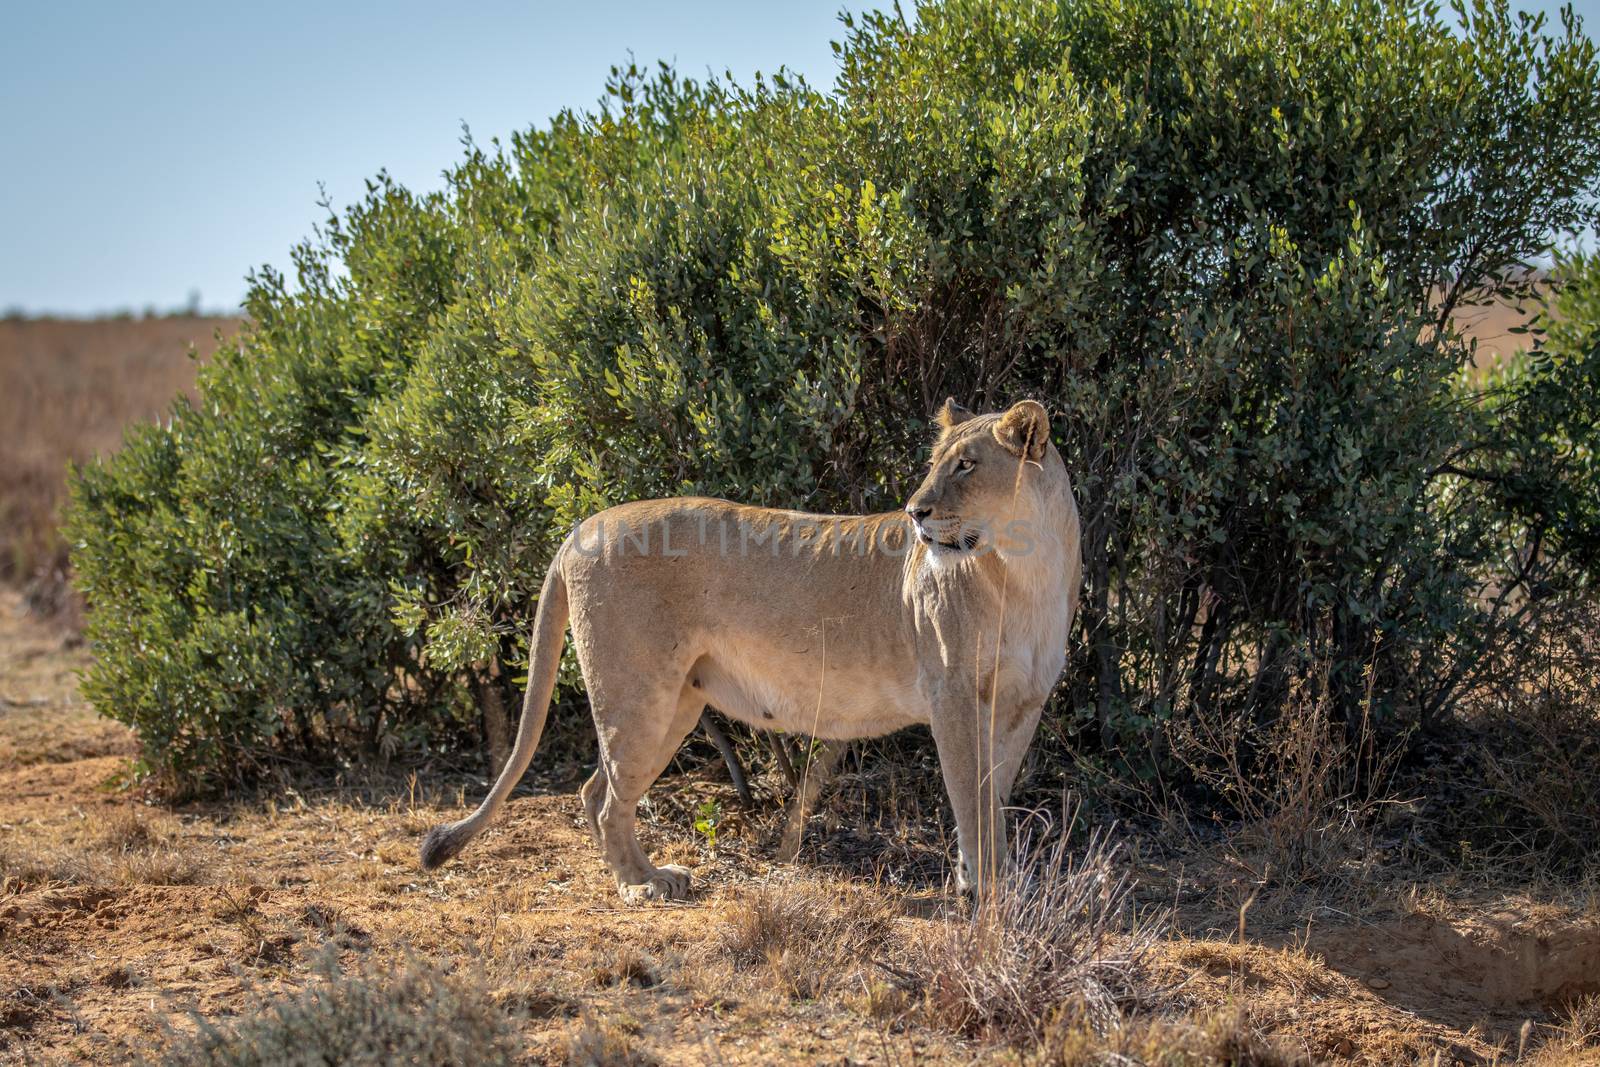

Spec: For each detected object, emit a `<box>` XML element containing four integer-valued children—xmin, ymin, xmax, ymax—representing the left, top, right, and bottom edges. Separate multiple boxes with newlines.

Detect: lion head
<box><xmin>903</xmin><ymin>398</ymin><xmax>1061</xmax><ymax>560</ymax></box>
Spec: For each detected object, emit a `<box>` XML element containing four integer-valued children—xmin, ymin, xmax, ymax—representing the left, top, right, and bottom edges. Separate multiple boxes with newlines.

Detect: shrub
<box><xmin>68</xmin><ymin>0</ymin><xmax>1600</xmax><ymax>790</ymax></box>
<box><xmin>1402</xmin><ymin>254</ymin><xmax>1600</xmax><ymax>874</ymax></box>
<box><xmin>1474</xmin><ymin>254</ymin><xmax>1600</xmax><ymax>584</ymax></box>
<box><xmin>148</xmin><ymin>951</ymin><xmax>519</xmax><ymax>1067</ymax></box>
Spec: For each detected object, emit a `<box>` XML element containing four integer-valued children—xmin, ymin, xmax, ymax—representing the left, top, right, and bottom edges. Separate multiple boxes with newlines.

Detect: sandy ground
<box><xmin>2</xmin><ymin>590</ymin><xmax>1597</xmax><ymax>1065</ymax></box>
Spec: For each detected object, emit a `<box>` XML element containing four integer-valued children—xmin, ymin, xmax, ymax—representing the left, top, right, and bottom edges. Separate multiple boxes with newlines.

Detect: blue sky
<box><xmin>1</xmin><ymin>2</ymin><xmax>875</xmax><ymax>316</ymax></box>
<box><xmin>3</xmin><ymin>1</ymin><xmax>1596</xmax><ymax>316</ymax></box>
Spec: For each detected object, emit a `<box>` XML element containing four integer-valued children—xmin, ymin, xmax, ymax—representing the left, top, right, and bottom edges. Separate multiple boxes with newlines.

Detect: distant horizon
<box><xmin>2</xmin><ymin>303</ymin><xmax>240</xmax><ymax>322</ymax></box>
<box><xmin>4</xmin><ymin>0</ymin><xmax>1594</xmax><ymax>317</ymax></box>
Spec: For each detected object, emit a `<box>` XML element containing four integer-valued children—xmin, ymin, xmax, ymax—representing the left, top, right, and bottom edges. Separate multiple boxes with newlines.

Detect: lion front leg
<box><xmin>930</xmin><ymin>695</ymin><xmax>1003</xmax><ymax>897</ymax></box>
<box><xmin>930</xmin><ymin>696</ymin><xmax>1045</xmax><ymax>897</ymax></box>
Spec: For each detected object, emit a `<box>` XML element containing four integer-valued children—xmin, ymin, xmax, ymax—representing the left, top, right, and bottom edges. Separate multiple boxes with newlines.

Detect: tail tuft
<box><xmin>419</xmin><ymin>822</ymin><xmax>471</xmax><ymax>870</ymax></box>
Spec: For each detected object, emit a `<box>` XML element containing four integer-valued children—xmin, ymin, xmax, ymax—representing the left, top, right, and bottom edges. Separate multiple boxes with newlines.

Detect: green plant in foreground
<box><xmin>694</xmin><ymin>798</ymin><xmax>723</xmax><ymax>854</ymax></box>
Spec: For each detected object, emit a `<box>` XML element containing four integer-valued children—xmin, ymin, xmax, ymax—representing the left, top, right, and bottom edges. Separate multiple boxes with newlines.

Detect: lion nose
<box><xmin>906</xmin><ymin>504</ymin><xmax>933</xmax><ymax>522</ymax></box>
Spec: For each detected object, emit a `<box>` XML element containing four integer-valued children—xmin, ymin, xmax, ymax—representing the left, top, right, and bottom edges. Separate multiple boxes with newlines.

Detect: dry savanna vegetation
<box><xmin>3</xmin><ymin>219</ymin><xmax>1600</xmax><ymax>1067</ymax></box>
<box><xmin>0</xmin><ymin>314</ymin><xmax>240</xmax><ymax>619</ymax></box>
<box><xmin>7</xmin><ymin>0</ymin><xmax>1600</xmax><ymax>1062</ymax></box>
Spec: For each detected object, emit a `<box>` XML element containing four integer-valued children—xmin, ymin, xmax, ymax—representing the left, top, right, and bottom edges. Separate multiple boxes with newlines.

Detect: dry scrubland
<box><xmin>0</xmin><ymin>315</ymin><xmax>240</xmax><ymax>617</ymax></box>
<box><xmin>1</xmin><ymin>314</ymin><xmax>1598</xmax><ymax>1065</ymax></box>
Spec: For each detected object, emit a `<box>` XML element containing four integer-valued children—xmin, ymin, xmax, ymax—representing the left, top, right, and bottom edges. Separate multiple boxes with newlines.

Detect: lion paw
<box><xmin>619</xmin><ymin>864</ymin><xmax>693</xmax><ymax>905</ymax></box>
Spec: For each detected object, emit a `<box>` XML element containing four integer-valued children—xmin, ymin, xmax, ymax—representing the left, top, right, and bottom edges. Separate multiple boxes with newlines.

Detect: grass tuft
<box><xmin>562</xmin><ymin>1009</ymin><xmax>658</xmax><ymax>1067</ymax></box>
<box><xmin>146</xmin><ymin>948</ymin><xmax>519</xmax><ymax>1066</ymax></box>
<box><xmin>912</xmin><ymin>818</ymin><xmax>1168</xmax><ymax>1042</ymax></box>
<box><xmin>1525</xmin><ymin>994</ymin><xmax>1600</xmax><ymax>1065</ymax></box>
<box><xmin>1</xmin><ymin>807</ymin><xmax>207</xmax><ymax>889</ymax></box>
<box><xmin>717</xmin><ymin>875</ymin><xmax>894</xmax><ymax>1001</ymax></box>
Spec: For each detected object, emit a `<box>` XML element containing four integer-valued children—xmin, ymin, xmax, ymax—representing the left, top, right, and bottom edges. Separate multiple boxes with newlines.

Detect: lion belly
<box><xmin>688</xmin><ymin>638</ymin><xmax>927</xmax><ymax>740</ymax></box>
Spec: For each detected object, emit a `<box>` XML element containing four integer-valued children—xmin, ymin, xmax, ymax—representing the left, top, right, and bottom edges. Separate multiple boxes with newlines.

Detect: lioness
<box><xmin>420</xmin><ymin>398</ymin><xmax>1082</xmax><ymax>902</ymax></box>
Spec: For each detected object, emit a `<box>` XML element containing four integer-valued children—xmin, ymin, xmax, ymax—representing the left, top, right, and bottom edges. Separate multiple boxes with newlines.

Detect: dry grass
<box><xmin>0</xmin><ymin>314</ymin><xmax>238</xmax><ymax>611</ymax></box>
<box><xmin>1475</xmin><ymin>694</ymin><xmax>1600</xmax><ymax>872</ymax></box>
<box><xmin>1462</xmin><ymin>614</ymin><xmax>1600</xmax><ymax>878</ymax></box>
<box><xmin>0</xmin><ymin>586</ymin><xmax>138</xmax><ymax>773</ymax></box>
<box><xmin>3</xmin><ymin>710</ymin><xmax>1597</xmax><ymax>1063</ymax></box>
<box><xmin>0</xmin><ymin>699</ymin><xmax>135</xmax><ymax>770</ymax></box>
<box><xmin>561</xmin><ymin>1010</ymin><xmax>660</xmax><ymax>1066</ymax></box>
<box><xmin>1166</xmin><ymin>939</ymin><xmax>1343</xmax><ymax>1000</ymax></box>
<box><xmin>1529</xmin><ymin>995</ymin><xmax>1600</xmax><ymax>1064</ymax></box>
<box><xmin>0</xmin><ymin>806</ymin><xmax>209</xmax><ymax>891</ymax></box>
<box><xmin>910</xmin><ymin>818</ymin><xmax>1168</xmax><ymax>1042</ymax></box>
<box><xmin>146</xmin><ymin>948</ymin><xmax>522</xmax><ymax>1066</ymax></box>
<box><xmin>1166</xmin><ymin>663</ymin><xmax>1399</xmax><ymax>891</ymax></box>
<box><xmin>715</xmin><ymin>873</ymin><xmax>896</xmax><ymax>1001</ymax></box>
<box><xmin>1027</xmin><ymin>1002</ymin><xmax>1312</xmax><ymax>1067</ymax></box>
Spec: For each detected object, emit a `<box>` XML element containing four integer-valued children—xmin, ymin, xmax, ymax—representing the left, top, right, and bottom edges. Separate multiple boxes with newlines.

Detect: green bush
<box><xmin>68</xmin><ymin>0</ymin><xmax>1600</xmax><ymax>791</ymax></box>
<box><xmin>1472</xmin><ymin>253</ymin><xmax>1600</xmax><ymax>585</ymax></box>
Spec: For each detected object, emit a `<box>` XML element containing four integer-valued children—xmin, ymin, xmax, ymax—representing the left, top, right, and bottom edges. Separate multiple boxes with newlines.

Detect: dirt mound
<box><xmin>0</xmin><ymin>884</ymin><xmax>120</xmax><ymax>927</ymax></box>
<box><xmin>1315</xmin><ymin>908</ymin><xmax>1600</xmax><ymax>1041</ymax></box>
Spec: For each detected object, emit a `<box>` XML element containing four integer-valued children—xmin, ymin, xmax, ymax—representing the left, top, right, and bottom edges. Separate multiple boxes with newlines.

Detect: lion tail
<box><xmin>419</xmin><ymin>546</ymin><xmax>570</xmax><ymax>871</ymax></box>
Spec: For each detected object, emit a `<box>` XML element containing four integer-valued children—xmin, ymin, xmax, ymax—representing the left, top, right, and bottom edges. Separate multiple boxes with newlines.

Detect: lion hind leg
<box><xmin>580</xmin><ymin>767</ymin><xmax>606</xmax><ymax>842</ymax></box>
<box><xmin>777</xmin><ymin>738</ymin><xmax>850</xmax><ymax>863</ymax></box>
<box><xmin>589</xmin><ymin>675</ymin><xmax>704</xmax><ymax>904</ymax></box>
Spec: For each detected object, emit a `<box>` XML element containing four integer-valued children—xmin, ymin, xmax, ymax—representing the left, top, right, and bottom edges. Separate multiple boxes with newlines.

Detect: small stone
<box><xmin>1367</xmin><ymin>976</ymin><xmax>1391</xmax><ymax>990</ymax></box>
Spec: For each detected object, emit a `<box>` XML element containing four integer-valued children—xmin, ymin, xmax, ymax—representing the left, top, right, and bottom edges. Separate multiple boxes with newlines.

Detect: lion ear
<box><xmin>993</xmin><ymin>400</ymin><xmax>1050</xmax><ymax>461</ymax></box>
<box><xmin>935</xmin><ymin>397</ymin><xmax>975</xmax><ymax>430</ymax></box>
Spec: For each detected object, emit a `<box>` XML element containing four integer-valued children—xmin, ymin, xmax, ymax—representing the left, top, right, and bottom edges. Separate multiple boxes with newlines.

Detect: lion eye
<box><xmin>955</xmin><ymin>457</ymin><xmax>975</xmax><ymax>475</ymax></box>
